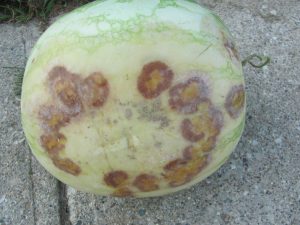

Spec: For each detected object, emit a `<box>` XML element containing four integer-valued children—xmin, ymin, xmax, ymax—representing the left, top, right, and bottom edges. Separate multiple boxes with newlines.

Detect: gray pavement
<box><xmin>1</xmin><ymin>0</ymin><xmax>300</xmax><ymax>224</ymax></box>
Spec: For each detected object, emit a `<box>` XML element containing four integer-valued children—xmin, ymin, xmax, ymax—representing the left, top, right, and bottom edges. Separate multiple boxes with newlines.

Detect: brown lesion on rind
<box><xmin>81</xmin><ymin>72</ymin><xmax>109</xmax><ymax>108</ymax></box>
<box><xmin>39</xmin><ymin>105</ymin><xmax>70</xmax><ymax>132</ymax></box>
<box><xmin>181</xmin><ymin>101</ymin><xmax>223</xmax><ymax>142</ymax></box>
<box><xmin>48</xmin><ymin>66</ymin><xmax>83</xmax><ymax>116</ymax></box>
<box><xmin>163</xmin><ymin>153</ymin><xmax>209</xmax><ymax>187</ymax></box>
<box><xmin>222</xmin><ymin>32</ymin><xmax>240</xmax><ymax>61</ymax></box>
<box><xmin>40</xmin><ymin>132</ymin><xmax>66</xmax><ymax>155</ymax></box>
<box><xmin>133</xmin><ymin>174</ymin><xmax>159</xmax><ymax>192</ymax></box>
<box><xmin>51</xmin><ymin>156</ymin><xmax>81</xmax><ymax>176</ymax></box>
<box><xmin>169</xmin><ymin>76</ymin><xmax>209</xmax><ymax>114</ymax></box>
<box><xmin>112</xmin><ymin>187</ymin><xmax>133</xmax><ymax>197</ymax></box>
<box><xmin>104</xmin><ymin>170</ymin><xmax>129</xmax><ymax>188</ymax></box>
<box><xmin>225</xmin><ymin>85</ymin><xmax>245</xmax><ymax>119</ymax></box>
<box><xmin>37</xmin><ymin>66</ymin><xmax>112</xmax><ymax>176</ymax></box>
<box><xmin>137</xmin><ymin>61</ymin><xmax>174</xmax><ymax>99</ymax></box>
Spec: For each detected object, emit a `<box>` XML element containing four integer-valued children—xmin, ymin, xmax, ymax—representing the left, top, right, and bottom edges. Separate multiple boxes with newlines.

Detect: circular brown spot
<box><xmin>48</xmin><ymin>66</ymin><xmax>83</xmax><ymax>116</ymax></box>
<box><xmin>181</xmin><ymin>118</ymin><xmax>205</xmax><ymax>142</ymax></box>
<box><xmin>169</xmin><ymin>76</ymin><xmax>209</xmax><ymax>114</ymax></box>
<box><xmin>81</xmin><ymin>72</ymin><xmax>109</xmax><ymax>108</ymax></box>
<box><xmin>39</xmin><ymin>105</ymin><xmax>70</xmax><ymax>132</ymax></box>
<box><xmin>225</xmin><ymin>85</ymin><xmax>245</xmax><ymax>119</ymax></box>
<box><xmin>52</xmin><ymin>157</ymin><xmax>81</xmax><ymax>176</ymax></box>
<box><xmin>163</xmin><ymin>155</ymin><xmax>208</xmax><ymax>187</ymax></box>
<box><xmin>40</xmin><ymin>132</ymin><xmax>66</xmax><ymax>155</ymax></box>
<box><xmin>137</xmin><ymin>61</ymin><xmax>174</xmax><ymax>99</ymax></box>
<box><xmin>112</xmin><ymin>187</ymin><xmax>133</xmax><ymax>197</ymax></box>
<box><xmin>133</xmin><ymin>174</ymin><xmax>159</xmax><ymax>192</ymax></box>
<box><xmin>104</xmin><ymin>170</ymin><xmax>128</xmax><ymax>187</ymax></box>
<box><xmin>181</xmin><ymin>102</ymin><xmax>223</xmax><ymax>142</ymax></box>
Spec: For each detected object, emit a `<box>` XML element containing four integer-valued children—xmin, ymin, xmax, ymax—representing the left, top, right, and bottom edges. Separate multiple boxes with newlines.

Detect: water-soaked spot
<box><xmin>137</xmin><ymin>61</ymin><xmax>174</xmax><ymax>99</ymax></box>
<box><xmin>163</xmin><ymin>155</ymin><xmax>208</xmax><ymax>187</ymax></box>
<box><xmin>225</xmin><ymin>85</ymin><xmax>245</xmax><ymax>119</ymax></box>
<box><xmin>104</xmin><ymin>170</ymin><xmax>129</xmax><ymax>187</ymax></box>
<box><xmin>112</xmin><ymin>187</ymin><xmax>133</xmax><ymax>197</ymax></box>
<box><xmin>48</xmin><ymin>66</ymin><xmax>83</xmax><ymax>115</ymax></box>
<box><xmin>181</xmin><ymin>101</ymin><xmax>223</xmax><ymax>142</ymax></box>
<box><xmin>39</xmin><ymin>105</ymin><xmax>70</xmax><ymax>132</ymax></box>
<box><xmin>40</xmin><ymin>132</ymin><xmax>66</xmax><ymax>155</ymax></box>
<box><xmin>133</xmin><ymin>174</ymin><xmax>159</xmax><ymax>192</ymax></box>
<box><xmin>169</xmin><ymin>76</ymin><xmax>209</xmax><ymax>114</ymax></box>
<box><xmin>81</xmin><ymin>72</ymin><xmax>109</xmax><ymax>108</ymax></box>
<box><xmin>52</xmin><ymin>157</ymin><xmax>81</xmax><ymax>176</ymax></box>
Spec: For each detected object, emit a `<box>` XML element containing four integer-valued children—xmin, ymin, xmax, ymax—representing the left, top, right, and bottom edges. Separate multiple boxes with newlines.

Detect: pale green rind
<box><xmin>21</xmin><ymin>0</ymin><xmax>245</xmax><ymax>197</ymax></box>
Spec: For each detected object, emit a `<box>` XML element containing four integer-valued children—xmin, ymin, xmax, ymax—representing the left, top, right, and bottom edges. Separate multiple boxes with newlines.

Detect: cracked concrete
<box><xmin>0</xmin><ymin>0</ymin><xmax>300</xmax><ymax>224</ymax></box>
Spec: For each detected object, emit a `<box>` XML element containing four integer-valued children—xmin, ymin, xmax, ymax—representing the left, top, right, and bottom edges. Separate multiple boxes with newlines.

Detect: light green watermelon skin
<box><xmin>21</xmin><ymin>0</ymin><xmax>245</xmax><ymax>197</ymax></box>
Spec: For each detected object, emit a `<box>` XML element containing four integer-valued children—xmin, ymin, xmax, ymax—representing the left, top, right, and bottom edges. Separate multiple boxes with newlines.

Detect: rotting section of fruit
<box><xmin>39</xmin><ymin>66</ymin><xmax>110</xmax><ymax>176</ymax></box>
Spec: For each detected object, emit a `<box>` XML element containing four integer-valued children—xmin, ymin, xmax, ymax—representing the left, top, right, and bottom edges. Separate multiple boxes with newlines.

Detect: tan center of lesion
<box><xmin>181</xmin><ymin>83</ymin><xmax>199</xmax><ymax>102</ymax></box>
<box><xmin>48</xmin><ymin>114</ymin><xmax>64</xmax><ymax>128</ymax></box>
<box><xmin>145</xmin><ymin>70</ymin><xmax>163</xmax><ymax>90</ymax></box>
<box><xmin>232</xmin><ymin>90</ymin><xmax>245</xmax><ymax>109</ymax></box>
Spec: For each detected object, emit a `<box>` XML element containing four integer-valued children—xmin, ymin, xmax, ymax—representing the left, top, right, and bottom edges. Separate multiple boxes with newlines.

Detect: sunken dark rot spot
<box><xmin>112</xmin><ymin>187</ymin><xmax>133</xmax><ymax>197</ymax></box>
<box><xmin>81</xmin><ymin>72</ymin><xmax>109</xmax><ymax>108</ymax></box>
<box><xmin>133</xmin><ymin>174</ymin><xmax>159</xmax><ymax>192</ymax></box>
<box><xmin>52</xmin><ymin>157</ymin><xmax>81</xmax><ymax>176</ymax></box>
<box><xmin>104</xmin><ymin>170</ymin><xmax>129</xmax><ymax>187</ymax></box>
<box><xmin>137</xmin><ymin>61</ymin><xmax>174</xmax><ymax>99</ymax></box>
<box><xmin>181</xmin><ymin>101</ymin><xmax>223</xmax><ymax>142</ymax></box>
<box><xmin>169</xmin><ymin>76</ymin><xmax>209</xmax><ymax>114</ymax></box>
<box><xmin>225</xmin><ymin>84</ymin><xmax>245</xmax><ymax>119</ymax></box>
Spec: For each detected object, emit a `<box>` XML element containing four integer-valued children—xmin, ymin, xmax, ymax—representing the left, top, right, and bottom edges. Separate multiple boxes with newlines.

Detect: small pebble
<box><xmin>138</xmin><ymin>209</ymin><xmax>146</xmax><ymax>216</ymax></box>
<box><xmin>275</xmin><ymin>137</ymin><xmax>282</xmax><ymax>144</ymax></box>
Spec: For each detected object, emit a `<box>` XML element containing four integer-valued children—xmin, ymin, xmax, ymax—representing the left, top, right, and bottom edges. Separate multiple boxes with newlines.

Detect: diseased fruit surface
<box><xmin>21</xmin><ymin>0</ymin><xmax>246</xmax><ymax>197</ymax></box>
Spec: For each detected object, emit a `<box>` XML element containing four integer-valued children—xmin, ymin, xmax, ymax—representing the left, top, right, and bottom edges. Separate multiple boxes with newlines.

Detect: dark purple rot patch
<box><xmin>48</xmin><ymin>66</ymin><xmax>83</xmax><ymax>116</ymax></box>
<box><xmin>137</xmin><ymin>61</ymin><xmax>174</xmax><ymax>99</ymax></box>
<box><xmin>133</xmin><ymin>174</ymin><xmax>159</xmax><ymax>192</ymax></box>
<box><xmin>112</xmin><ymin>187</ymin><xmax>133</xmax><ymax>197</ymax></box>
<box><xmin>225</xmin><ymin>85</ymin><xmax>245</xmax><ymax>119</ymax></box>
<box><xmin>104</xmin><ymin>170</ymin><xmax>129</xmax><ymax>187</ymax></box>
<box><xmin>81</xmin><ymin>72</ymin><xmax>109</xmax><ymax>108</ymax></box>
<box><xmin>181</xmin><ymin>102</ymin><xmax>223</xmax><ymax>142</ymax></box>
<box><xmin>39</xmin><ymin>105</ymin><xmax>70</xmax><ymax>132</ymax></box>
<box><xmin>52</xmin><ymin>157</ymin><xmax>81</xmax><ymax>176</ymax></box>
<box><xmin>40</xmin><ymin>132</ymin><xmax>66</xmax><ymax>155</ymax></box>
<box><xmin>169</xmin><ymin>76</ymin><xmax>209</xmax><ymax>114</ymax></box>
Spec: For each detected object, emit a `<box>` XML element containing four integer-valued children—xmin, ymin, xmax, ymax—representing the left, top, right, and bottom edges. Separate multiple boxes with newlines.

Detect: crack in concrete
<box><xmin>58</xmin><ymin>182</ymin><xmax>72</xmax><ymax>225</ymax></box>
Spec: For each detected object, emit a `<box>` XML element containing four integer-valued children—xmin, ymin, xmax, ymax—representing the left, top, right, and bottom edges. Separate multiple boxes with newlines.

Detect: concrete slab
<box><xmin>0</xmin><ymin>0</ymin><xmax>299</xmax><ymax>224</ymax></box>
<box><xmin>0</xmin><ymin>23</ymin><xmax>60</xmax><ymax>225</ymax></box>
